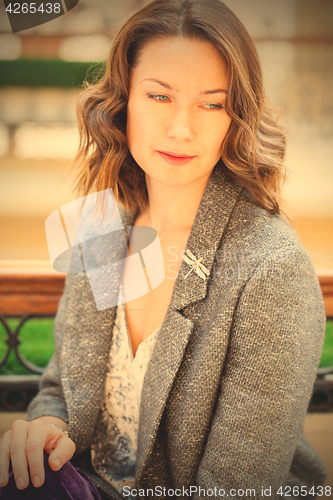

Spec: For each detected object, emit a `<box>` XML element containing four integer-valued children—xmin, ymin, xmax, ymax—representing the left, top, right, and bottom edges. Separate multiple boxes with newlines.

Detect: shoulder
<box><xmin>224</xmin><ymin>192</ymin><xmax>326</xmax><ymax>364</ymax></box>
<box><xmin>227</xmin><ymin>187</ymin><xmax>315</xmax><ymax>275</ymax></box>
<box><xmin>217</xmin><ymin>187</ymin><xmax>325</xmax><ymax>325</ymax></box>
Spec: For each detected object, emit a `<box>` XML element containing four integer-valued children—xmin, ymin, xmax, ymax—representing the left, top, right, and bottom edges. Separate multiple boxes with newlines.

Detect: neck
<box><xmin>140</xmin><ymin>172</ymin><xmax>212</xmax><ymax>240</ymax></box>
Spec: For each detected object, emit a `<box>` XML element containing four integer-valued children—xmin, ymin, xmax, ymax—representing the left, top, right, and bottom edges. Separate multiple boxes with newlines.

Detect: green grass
<box><xmin>0</xmin><ymin>318</ymin><xmax>55</xmax><ymax>375</ymax></box>
<box><xmin>0</xmin><ymin>318</ymin><xmax>333</xmax><ymax>375</ymax></box>
<box><xmin>319</xmin><ymin>319</ymin><xmax>333</xmax><ymax>368</ymax></box>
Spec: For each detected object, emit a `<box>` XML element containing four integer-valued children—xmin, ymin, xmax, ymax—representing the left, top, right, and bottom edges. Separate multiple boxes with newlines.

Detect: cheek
<box><xmin>206</xmin><ymin>118</ymin><xmax>231</xmax><ymax>153</ymax></box>
<box><xmin>218</xmin><ymin>116</ymin><xmax>232</xmax><ymax>146</ymax></box>
<box><xmin>126</xmin><ymin>104</ymin><xmax>142</xmax><ymax>153</ymax></box>
<box><xmin>127</xmin><ymin>103</ymin><xmax>155</xmax><ymax>144</ymax></box>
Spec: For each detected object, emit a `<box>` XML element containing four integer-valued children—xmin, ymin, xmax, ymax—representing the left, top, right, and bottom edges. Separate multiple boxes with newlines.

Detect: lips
<box><xmin>157</xmin><ymin>150</ymin><xmax>195</xmax><ymax>166</ymax></box>
<box><xmin>158</xmin><ymin>150</ymin><xmax>194</xmax><ymax>158</ymax></box>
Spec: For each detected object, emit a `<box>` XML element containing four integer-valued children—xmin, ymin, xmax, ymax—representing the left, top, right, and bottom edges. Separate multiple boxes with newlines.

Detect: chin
<box><xmin>147</xmin><ymin>169</ymin><xmax>189</xmax><ymax>184</ymax></box>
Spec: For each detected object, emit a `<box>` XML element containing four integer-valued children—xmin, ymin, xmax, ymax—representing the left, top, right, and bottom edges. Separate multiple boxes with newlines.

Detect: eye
<box><xmin>203</xmin><ymin>103</ymin><xmax>225</xmax><ymax>110</ymax></box>
<box><xmin>147</xmin><ymin>93</ymin><xmax>170</xmax><ymax>102</ymax></box>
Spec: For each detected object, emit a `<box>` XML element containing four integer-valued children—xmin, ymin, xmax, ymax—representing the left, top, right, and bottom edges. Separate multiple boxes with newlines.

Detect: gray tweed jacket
<box><xmin>28</xmin><ymin>163</ymin><xmax>327</xmax><ymax>499</ymax></box>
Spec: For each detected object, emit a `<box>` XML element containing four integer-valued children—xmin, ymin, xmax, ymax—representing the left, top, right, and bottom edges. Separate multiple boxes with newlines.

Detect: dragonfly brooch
<box><xmin>182</xmin><ymin>249</ymin><xmax>210</xmax><ymax>281</ymax></box>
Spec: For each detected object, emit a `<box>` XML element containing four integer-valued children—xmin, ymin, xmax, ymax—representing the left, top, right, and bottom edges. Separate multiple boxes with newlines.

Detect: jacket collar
<box><xmin>120</xmin><ymin>162</ymin><xmax>243</xmax><ymax>312</ymax></box>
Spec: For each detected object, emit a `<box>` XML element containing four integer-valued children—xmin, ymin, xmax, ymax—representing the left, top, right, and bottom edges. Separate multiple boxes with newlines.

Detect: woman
<box><xmin>0</xmin><ymin>0</ymin><xmax>327</xmax><ymax>499</ymax></box>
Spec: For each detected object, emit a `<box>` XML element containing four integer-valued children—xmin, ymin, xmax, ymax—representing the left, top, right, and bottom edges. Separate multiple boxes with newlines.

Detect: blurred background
<box><xmin>0</xmin><ymin>0</ymin><xmax>332</xmax><ymax>273</ymax></box>
<box><xmin>0</xmin><ymin>0</ymin><xmax>333</xmax><ymax>489</ymax></box>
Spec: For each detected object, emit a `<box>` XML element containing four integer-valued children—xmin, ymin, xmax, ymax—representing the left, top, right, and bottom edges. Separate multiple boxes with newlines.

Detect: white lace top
<box><xmin>91</xmin><ymin>283</ymin><xmax>162</xmax><ymax>498</ymax></box>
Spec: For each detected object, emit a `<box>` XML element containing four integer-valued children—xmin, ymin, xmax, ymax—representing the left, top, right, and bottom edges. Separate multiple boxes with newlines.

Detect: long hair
<box><xmin>70</xmin><ymin>0</ymin><xmax>289</xmax><ymax>223</ymax></box>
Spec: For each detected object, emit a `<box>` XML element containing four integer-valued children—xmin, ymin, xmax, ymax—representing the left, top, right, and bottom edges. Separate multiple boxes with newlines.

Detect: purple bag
<box><xmin>0</xmin><ymin>453</ymin><xmax>103</xmax><ymax>499</ymax></box>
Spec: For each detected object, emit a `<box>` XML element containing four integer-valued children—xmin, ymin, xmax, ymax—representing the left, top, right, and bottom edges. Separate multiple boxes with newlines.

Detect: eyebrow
<box><xmin>141</xmin><ymin>78</ymin><xmax>227</xmax><ymax>95</ymax></box>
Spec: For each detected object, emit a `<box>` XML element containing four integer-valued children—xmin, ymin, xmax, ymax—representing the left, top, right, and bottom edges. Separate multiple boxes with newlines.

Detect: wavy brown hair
<box><xmin>70</xmin><ymin>0</ymin><xmax>290</xmax><ymax>223</ymax></box>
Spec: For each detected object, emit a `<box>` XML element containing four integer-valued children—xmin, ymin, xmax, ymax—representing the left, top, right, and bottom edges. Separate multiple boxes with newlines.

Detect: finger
<box><xmin>25</xmin><ymin>420</ymin><xmax>47</xmax><ymax>488</ymax></box>
<box><xmin>0</xmin><ymin>431</ymin><xmax>11</xmax><ymax>487</ymax></box>
<box><xmin>9</xmin><ymin>420</ymin><xmax>29</xmax><ymax>490</ymax></box>
<box><xmin>48</xmin><ymin>435</ymin><xmax>75</xmax><ymax>472</ymax></box>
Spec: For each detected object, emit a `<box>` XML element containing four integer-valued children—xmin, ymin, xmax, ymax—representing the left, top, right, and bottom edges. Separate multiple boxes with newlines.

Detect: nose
<box><xmin>166</xmin><ymin>105</ymin><xmax>194</xmax><ymax>142</ymax></box>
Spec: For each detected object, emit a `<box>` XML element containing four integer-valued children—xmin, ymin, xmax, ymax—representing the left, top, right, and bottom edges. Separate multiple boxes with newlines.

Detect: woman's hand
<box><xmin>0</xmin><ymin>418</ymin><xmax>75</xmax><ymax>490</ymax></box>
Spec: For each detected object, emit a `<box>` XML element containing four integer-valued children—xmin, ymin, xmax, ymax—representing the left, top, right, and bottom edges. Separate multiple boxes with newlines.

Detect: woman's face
<box><xmin>126</xmin><ymin>36</ymin><xmax>231</xmax><ymax>188</ymax></box>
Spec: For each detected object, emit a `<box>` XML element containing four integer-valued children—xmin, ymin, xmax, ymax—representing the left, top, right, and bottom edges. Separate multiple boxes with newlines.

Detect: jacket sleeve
<box><xmin>27</xmin><ymin>274</ymin><xmax>72</xmax><ymax>424</ymax></box>
<box><xmin>193</xmin><ymin>247</ymin><xmax>327</xmax><ymax>498</ymax></box>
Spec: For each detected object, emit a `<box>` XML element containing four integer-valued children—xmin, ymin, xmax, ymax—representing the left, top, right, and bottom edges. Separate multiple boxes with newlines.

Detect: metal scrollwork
<box><xmin>0</xmin><ymin>315</ymin><xmax>45</xmax><ymax>374</ymax></box>
<box><xmin>0</xmin><ymin>315</ymin><xmax>48</xmax><ymax>411</ymax></box>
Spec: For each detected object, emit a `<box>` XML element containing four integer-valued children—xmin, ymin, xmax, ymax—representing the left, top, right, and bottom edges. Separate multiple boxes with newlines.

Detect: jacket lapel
<box><xmin>135</xmin><ymin>163</ymin><xmax>243</xmax><ymax>481</ymax></box>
